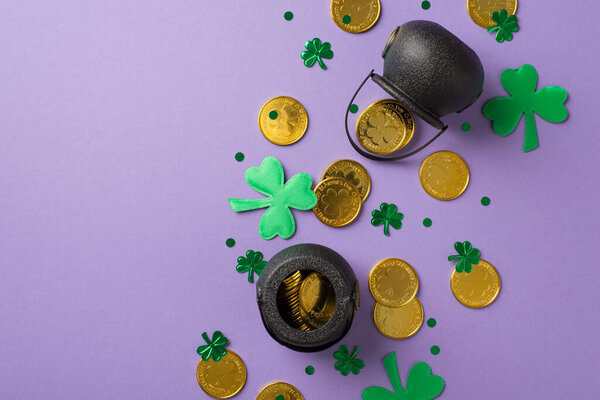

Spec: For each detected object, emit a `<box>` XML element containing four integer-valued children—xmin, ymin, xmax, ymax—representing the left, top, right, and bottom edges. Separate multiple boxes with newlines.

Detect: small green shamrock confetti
<box><xmin>482</xmin><ymin>64</ymin><xmax>568</xmax><ymax>152</ymax></box>
<box><xmin>196</xmin><ymin>331</ymin><xmax>228</xmax><ymax>362</ymax></box>
<box><xmin>371</xmin><ymin>203</ymin><xmax>404</xmax><ymax>236</ymax></box>
<box><xmin>448</xmin><ymin>241</ymin><xmax>480</xmax><ymax>273</ymax></box>
<box><xmin>229</xmin><ymin>156</ymin><xmax>317</xmax><ymax>240</ymax></box>
<box><xmin>487</xmin><ymin>9</ymin><xmax>519</xmax><ymax>43</ymax></box>
<box><xmin>362</xmin><ymin>352</ymin><xmax>444</xmax><ymax>400</ymax></box>
<box><xmin>334</xmin><ymin>345</ymin><xmax>365</xmax><ymax>376</ymax></box>
<box><xmin>236</xmin><ymin>250</ymin><xmax>267</xmax><ymax>283</ymax></box>
<box><xmin>301</xmin><ymin>38</ymin><xmax>334</xmax><ymax>70</ymax></box>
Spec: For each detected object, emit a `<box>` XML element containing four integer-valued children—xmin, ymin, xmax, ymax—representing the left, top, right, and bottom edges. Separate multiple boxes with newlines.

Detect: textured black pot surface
<box><xmin>256</xmin><ymin>243</ymin><xmax>359</xmax><ymax>352</ymax></box>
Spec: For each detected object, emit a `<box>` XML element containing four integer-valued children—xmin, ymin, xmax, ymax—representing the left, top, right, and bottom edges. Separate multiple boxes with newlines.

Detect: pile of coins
<box><xmin>355</xmin><ymin>99</ymin><xmax>415</xmax><ymax>155</ymax></box>
<box><xmin>419</xmin><ymin>151</ymin><xmax>470</xmax><ymax>200</ymax></box>
<box><xmin>313</xmin><ymin>159</ymin><xmax>371</xmax><ymax>227</ymax></box>
<box><xmin>368</xmin><ymin>258</ymin><xmax>424</xmax><ymax>339</ymax></box>
<box><xmin>196</xmin><ymin>350</ymin><xmax>247</xmax><ymax>399</ymax></box>
<box><xmin>451</xmin><ymin>259</ymin><xmax>501</xmax><ymax>309</ymax></box>
<box><xmin>277</xmin><ymin>271</ymin><xmax>336</xmax><ymax>331</ymax></box>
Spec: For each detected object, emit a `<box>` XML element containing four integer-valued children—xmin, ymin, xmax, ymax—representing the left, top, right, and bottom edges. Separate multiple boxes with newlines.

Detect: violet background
<box><xmin>1</xmin><ymin>1</ymin><xmax>599</xmax><ymax>399</ymax></box>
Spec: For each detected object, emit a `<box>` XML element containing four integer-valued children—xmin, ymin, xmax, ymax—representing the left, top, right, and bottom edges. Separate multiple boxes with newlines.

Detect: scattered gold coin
<box><xmin>373</xmin><ymin>297</ymin><xmax>424</xmax><ymax>339</ymax></box>
<box><xmin>197</xmin><ymin>350</ymin><xmax>247</xmax><ymax>399</ymax></box>
<box><xmin>368</xmin><ymin>258</ymin><xmax>418</xmax><ymax>307</ymax></box>
<box><xmin>313</xmin><ymin>177</ymin><xmax>362</xmax><ymax>227</ymax></box>
<box><xmin>322</xmin><ymin>159</ymin><xmax>371</xmax><ymax>201</ymax></box>
<box><xmin>451</xmin><ymin>259</ymin><xmax>501</xmax><ymax>308</ymax></box>
<box><xmin>356</xmin><ymin>100</ymin><xmax>414</xmax><ymax>155</ymax></box>
<box><xmin>257</xmin><ymin>382</ymin><xmax>304</xmax><ymax>400</ymax></box>
<box><xmin>258</xmin><ymin>96</ymin><xmax>308</xmax><ymax>145</ymax></box>
<box><xmin>467</xmin><ymin>0</ymin><xmax>518</xmax><ymax>28</ymax></box>
<box><xmin>419</xmin><ymin>151</ymin><xmax>470</xmax><ymax>200</ymax></box>
<box><xmin>330</xmin><ymin>0</ymin><xmax>381</xmax><ymax>34</ymax></box>
<box><xmin>299</xmin><ymin>272</ymin><xmax>336</xmax><ymax>329</ymax></box>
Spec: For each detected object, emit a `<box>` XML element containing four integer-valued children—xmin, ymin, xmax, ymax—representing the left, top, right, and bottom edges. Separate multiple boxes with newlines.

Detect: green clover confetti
<box><xmin>371</xmin><ymin>203</ymin><xmax>404</xmax><ymax>236</ymax></box>
<box><xmin>229</xmin><ymin>156</ymin><xmax>317</xmax><ymax>240</ymax></box>
<box><xmin>334</xmin><ymin>345</ymin><xmax>365</xmax><ymax>376</ymax></box>
<box><xmin>448</xmin><ymin>241</ymin><xmax>481</xmax><ymax>273</ymax></box>
<box><xmin>487</xmin><ymin>9</ymin><xmax>519</xmax><ymax>43</ymax></box>
<box><xmin>196</xmin><ymin>331</ymin><xmax>228</xmax><ymax>362</ymax></box>
<box><xmin>362</xmin><ymin>352</ymin><xmax>444</xmax><ymax>400</ymax></box>
<box><xmin>301</xmin><ymin>38</ymin><xmax>334</xmax><ymax>70</ymax></box>
<box><xmin>236</xmin><ymin>250</ymin><xmax>267</xmax><ymax>283</ymax></box>
<box><xmin>483</xmin><ymin>64</ymin><xmax>568</xmax><ymax>152</ymax></box>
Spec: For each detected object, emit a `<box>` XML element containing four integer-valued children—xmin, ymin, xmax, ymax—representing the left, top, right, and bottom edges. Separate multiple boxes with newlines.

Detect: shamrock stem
<box><xmin>316</xmin><ymin>57</ymin><xmax>327</xmax><ymax>70</ymax></box>
<box><xmin>202</xmin><ymin>332</ymin><xmax>210</xmax><ymax>344</ymax></box>
<box><xmin>383</xmin><ymin>352</ymin><xmax>404</xmax><ymax>394</ymax></box>
<box><xmin>229</xmin><ymin>197</ymin><xmax>273</xmax><ymax>212</ymax></box>
<box><xmin>523</xmin><ymin>110</ymin><xmax>539</xmax><ymax>151</ymax></box>
<box><xmin>384</xmin><ymin>222</ymin><xmax>390</xmax><ymax>236</ymax></box>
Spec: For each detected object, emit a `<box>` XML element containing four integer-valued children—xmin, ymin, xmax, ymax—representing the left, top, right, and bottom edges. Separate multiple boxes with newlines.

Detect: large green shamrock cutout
<box><xmin>236</xmin><ymin>250</ymin><xmax>267</xmax><ymax>283</ymax></box>
<box><xmin>196</xmin><ymin>331</ymin><xmax>228</xmax><ymax>362</ymax></box>
<box><xmin>487</xmin><ymin>9</ymin><xmax>519</xmax><ymax>43</ymax></box>
<box><xmin>334</xmin><ymin>345</ymin><xmax>365</xmax><ymax>376</ymax></box>
<box><xmin>371</xmin><ymin>203</ymin><xmax>404</xmax><ymax>236</ymax></box>
<box><xmin>448</xmin><ymin>241</ymin><xmax>480</xmax><ymax>273</ymax></box>
<box><xmin>301</xmin><ymin>38</ymin><xmax>334</xmax><ymax>70</ymax></box>
<box><xmin>362</xmin><ymin>352</ymin><xmax>444</xmax><ymax>400</ymax></box>
<box><xmin>229</xmin><ymin>156</ymin><xmax>317</xmax><ymax>240</ymax></box>
<box><xmin>483</xmin><ymin>64</ymin><xmax>568</xmax><ymax>152</ymax></box>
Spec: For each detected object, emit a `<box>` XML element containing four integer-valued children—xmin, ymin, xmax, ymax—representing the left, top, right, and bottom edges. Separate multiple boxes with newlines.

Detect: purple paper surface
<box><xmin>1</xmin><ymin>1</ymin><xmax>599</xmax><ymax>398</ymax></box>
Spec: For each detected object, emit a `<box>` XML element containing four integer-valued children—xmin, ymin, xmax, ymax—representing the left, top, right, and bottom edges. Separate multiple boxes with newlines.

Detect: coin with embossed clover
<box><xmin>196</xmin><ymin>350</ymin><xmax>246</xmax><ymax>399</ymax></box>
<box><xmin>257</xmin><ymin>382</ymin><xmax>304</xmax><ymax>400</ymax></box>
<box><xmin>451</xmin><ymin>259</ymin><xmax>501</xmax><ymax>309</ymax></box>
<box><xmin>374</xmin><ymin>297</ymin><xmax>424</xmax><ymax>339</ymax></box>
<box><xmin>467</xmin><ymin>0</ymin><xmax>518</xmax><ymax>28</ymax></box>
<box><xmin>313</xmin><ymin>177</ymin><xmax>362</xmax><ymax>227</ymax></box>
<box><xmin>322</xmin><ymin>159</ymin><xmax>371</xmax><ymax>201</ymax></box>
<box><xmin>368</xmin><ymin>258</ymin><xmax>418</xmax><ymax>307</ymax></box>
<box><xmin>258</xmin><ymin>96</ymin><xmax>308</xmax><ymax>145</ymax></box>
<box><xmin>420</xmin><ymin>151</ymin><xmax>470</xmax><ymax>200</ymax></box>
<box><xmin>373</xmin><ymin>100</ymin><xmax>415</xmax><ymax>149</ymax></box>
<box><xmin>356</xmin><ymin>100</ymin><xmax>411</xmax><ymax>155</ymax></box>
<box><xmin>330</xmin><ymin>0</ymin><xmax>381</xmax><ymax>34</ymax></box>
<box><xmin>299</xmin><ymin>272</ymin><xmax>336</xmax><ymax>329</ymax></box>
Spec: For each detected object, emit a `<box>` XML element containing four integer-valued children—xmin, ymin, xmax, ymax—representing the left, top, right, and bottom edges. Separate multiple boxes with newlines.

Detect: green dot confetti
<box><xmin>276</xmin><ymin>396</ymin><xmax>285</xmax><ymax>400</ymax></box>
<box><xmin>234</xmin><ymin>152</ymin><xmax>245</xmax><ymax>162</ymax></box>
<box><xmin>342</xmin><ymin>14</ymin><xmax>351</xmax><ymax>24</ymax></box>
<box><xmin>284</xmin><ymin>11</ymin><xmax>293</xmax><ymax>21</ymax></box>
<box><xmin>225</xmin><ymin>238</ymin><xmax>235</xmax><ymax>248</ymax></box>
<box><xmin>431</xmin><ymin>345</ymin><xmax>440</xmax><ymax>355</ymax></box>
<box><xmin>423</xmin><ymin>218</ymin><xmax>432</xmax><ymax>227</ymax></box>
<box><xmin>481</xmin><ymin>196</ymin><xmax>491</xmax><ymax>206</ymax></box>
<box><xmin>427</xmin><ymin>318</ymin><xmax>437</xmax><ymax>328</ymax></box>
<box><xmin>305</xmin><ymin>365</ymin><xmax>315</xmax><ymax>375</ymax></box>
<box><xmin>461</xmin><ymin>122</ymin><xmax>471</xmax><ymax>132</ymax></box>
<box><xmin>349</xmin><ymin>104</ymin><xmax>359</xmax><ymax>113</ymax></box>
<box><xmin>421</xmin><ymin>1</ymin><xmax>431</xmax><ymax>10</ymax></box>
<box><xmin>268</xmin><ymin>110</ymin><xmax>278</xmax><ymax>120</ymax></box>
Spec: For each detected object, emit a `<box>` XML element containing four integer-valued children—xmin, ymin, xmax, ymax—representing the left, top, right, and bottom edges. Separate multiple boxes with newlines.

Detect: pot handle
<box><xmin>344</xmin><ymin>70</ymin><xmax>448</xmax><ymax>161</ymax></box>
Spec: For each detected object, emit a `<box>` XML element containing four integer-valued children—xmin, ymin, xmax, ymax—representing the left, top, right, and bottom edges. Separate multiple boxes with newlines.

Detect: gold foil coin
<box><xmin>419</xmin><ymin>151</ymin><xmax>470</xmax><ymax>200</ymax></box>
<box><xmin>257</xmin><ymin>382</ymin><xmax>304</xmax><ymax>400</ymax></box>
<box><xmin>322</xmin><ymin>159</ymin><xmax>371</xmax><ymax>201</ymax></box>
<box><xmin>277</xmin><ymin>271</ymin><xmax>311</xmax><ymax>331</ymax></box>
<box><xmin>196</xmin><ymin>350</ymin><xmax>247</xmax><ymax>399</ymax></box>
<box><xmin>374</xmin><ymin>297</ymin><xmax>424</xmax><ymax>339</ymax></box>
<box><xmin>313</xmin><ymin>177</ymin><xmax>362</xmax><ymax>227</ymax></box>
<box><xmin>451</xmin><ymin>259</ymin><xmax>501</xmax><ymax>309</ymax></box>
<box><xmin>368</xmin><ymin>258</ymin><xmax>418</xmax><ymax>307</ymax></box>
<box><xmin>467</xmin><ymin>0</ymin><xmax>518</xmax><ymax>28</ymax></box>
<box><xmin>299</xmin><ymin>272</ymin><xmax>336</xmax><ymax>329</ymax></box>
<box><xmin>356</xmin><ymin>100</ymin><xmax>414</xmax><ymax>155</ymax></box>
<box><xmin>330</xmin><ymin>0</ymin><xmax>381</xmax><ymax>34</ymax></box>
<box><xmin>258</xmin><ymin>96</ymin><xmax>308</xmax><ymax>145</ymax></box>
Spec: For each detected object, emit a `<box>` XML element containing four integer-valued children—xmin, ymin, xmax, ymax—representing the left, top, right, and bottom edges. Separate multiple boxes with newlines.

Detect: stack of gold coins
<box><xmin>276</xmin><ymin>271</ymin><xmax>336</xmax><ymax>331</ymax></box>
<box><xmin>355</xmin><ymin>100</ymin><xmax>415</xmax><ymax>156</ymax></box>
<box><xmin>368</xmin><ymin>258</ymin><xmax>424</xmax><ymax>339</ymax></box>
<box><xmin>313</xmin><ymin>159</ymin><xmax>371</xmax><ymax>227</ymax></box>
<box><xmin>419</xmin><ymin>151</ymin><xmax>470</xmax><ymax>200</ymax></box>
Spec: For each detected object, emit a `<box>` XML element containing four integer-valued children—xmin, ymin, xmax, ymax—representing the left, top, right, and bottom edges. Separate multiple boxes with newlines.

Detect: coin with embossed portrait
<box><xmin>258</xmin><ymin>96</ymin><xmax>308</xmax><ymax>145</ymax></box>
<box><xmin>330</xmin><ymin>0</ymin><xmax>381</xmax><ymax>34</ymax></box>
<box><xmin>196</xmin><ymin>350</ymin><xmax>246</xmax><ymax>399</ymax></box>
<box><xmin>467</xmin><ymin>0</ymin><xmax>517</xmax><ymax>28</ymax></box>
